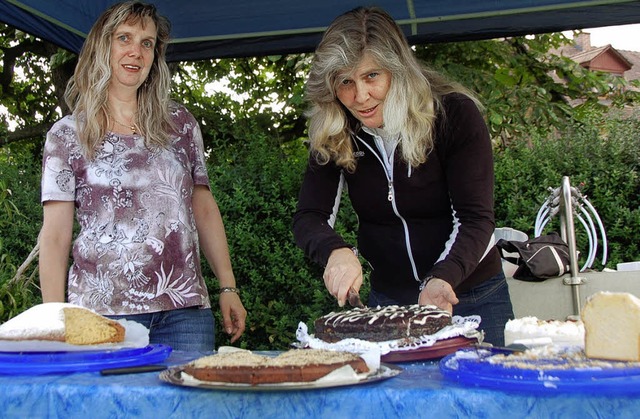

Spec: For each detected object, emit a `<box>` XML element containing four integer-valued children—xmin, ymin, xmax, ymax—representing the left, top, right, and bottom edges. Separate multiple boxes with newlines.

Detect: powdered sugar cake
<box><xmin>314</xmin><ymin>304</ymin><xmax>452</xmax><ymax>343</ymax></box>
<box><xmin>0</xmin><ymin>302</ymin><xmax>125</xmax><ymax>345</ymax></box>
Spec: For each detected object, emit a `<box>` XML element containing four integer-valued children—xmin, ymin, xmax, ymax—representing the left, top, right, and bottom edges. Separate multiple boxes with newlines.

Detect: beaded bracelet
<box><xmin>219</xmin><ymin>287</ymin><xmax>239</xmax><ymax>294</ymax></box>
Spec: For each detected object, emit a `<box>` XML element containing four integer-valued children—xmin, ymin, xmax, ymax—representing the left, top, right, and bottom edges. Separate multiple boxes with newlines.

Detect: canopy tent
<box><xmin>1</xmin><ymin>0</ymin><xmax>640</xmax><ymax>62</ymax></box>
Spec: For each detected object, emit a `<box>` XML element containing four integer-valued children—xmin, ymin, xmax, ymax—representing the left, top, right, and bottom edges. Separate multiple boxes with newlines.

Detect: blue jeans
<box><xmin>368</xmin><ymin>273</ymin><xmax>514</xmax><ymax>346</ymax></box>
<box><xmin>108</xmin><ymin>307</ymin><xmax>215</xmax><ymax>353</ymax></box>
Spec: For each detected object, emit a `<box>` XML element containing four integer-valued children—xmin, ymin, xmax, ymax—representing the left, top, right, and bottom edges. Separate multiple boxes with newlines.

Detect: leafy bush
<box><xmin>0</xmin><ymin>261</ymin><xmax>38</xmax><ymax>321</ymax></box>
<box><xmin>0</xmin><ymin>144</ymin><xmax>43</xmax><ymax>322</ymax></box>
<box><xmin>0</xmin><ymin>145</ymin><xmax>43</xmax><ymax>260</ymax></box>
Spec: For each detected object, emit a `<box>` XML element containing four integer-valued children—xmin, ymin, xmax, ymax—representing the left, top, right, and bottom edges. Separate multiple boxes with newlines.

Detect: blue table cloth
<box><xmin>3</xmin><ymin>350</ymin><xmax>639</xmax><ymax>419</ymax></box>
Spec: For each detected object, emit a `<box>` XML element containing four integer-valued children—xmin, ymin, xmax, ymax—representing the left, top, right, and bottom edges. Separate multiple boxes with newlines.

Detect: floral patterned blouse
<box><xmin>41</xmin><ymin>104</ymin><xmax>212</xmax><ymax>315</ymax></box>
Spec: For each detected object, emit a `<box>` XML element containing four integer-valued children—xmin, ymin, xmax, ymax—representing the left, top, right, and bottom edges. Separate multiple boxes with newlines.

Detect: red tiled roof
<box><xmin>552</xmin><ymin>35</ymin><xmax>638</xmax><ymax>81</ymax></box>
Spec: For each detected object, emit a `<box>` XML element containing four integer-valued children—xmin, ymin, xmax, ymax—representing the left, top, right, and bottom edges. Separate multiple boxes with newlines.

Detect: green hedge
<box><xmin>0</xmin><ymin>144</ymin><xmax>42</xmax><ymax>319</ymax></box>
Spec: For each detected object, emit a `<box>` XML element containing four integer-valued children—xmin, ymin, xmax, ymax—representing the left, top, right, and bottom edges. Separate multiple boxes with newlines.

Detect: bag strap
<box><xmin>495</xmin><ymin>238</ymin><xmax>522</xmax><ymax>264</ymax></box>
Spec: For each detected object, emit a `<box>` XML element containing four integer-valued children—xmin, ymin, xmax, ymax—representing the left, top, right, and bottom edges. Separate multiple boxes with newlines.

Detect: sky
<box><xmin>569</xmin><ymin>23</ymin><xmax>640</xmax><ymax>51</ymax></box>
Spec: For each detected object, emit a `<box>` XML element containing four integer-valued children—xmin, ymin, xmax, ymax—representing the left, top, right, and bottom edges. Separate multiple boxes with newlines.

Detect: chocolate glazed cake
<box><xmin>314</xmin><ymin>304</ymin><xmax>452</xmax><ymax>343</ymax></box>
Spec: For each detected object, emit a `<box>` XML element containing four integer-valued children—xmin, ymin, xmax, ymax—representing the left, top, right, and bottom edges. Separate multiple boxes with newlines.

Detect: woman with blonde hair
<box><xmin>293</xmin><ymin>7</ymin><xmax>513</xmax><ymax>345</ymax></box>
<box><xmin>39</xmin><ymin>1</ymin><xmax>246</xmax><ymax>351</ymax></box>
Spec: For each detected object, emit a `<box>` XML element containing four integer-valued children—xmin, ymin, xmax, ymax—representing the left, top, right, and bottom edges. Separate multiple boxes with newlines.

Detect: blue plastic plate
<box><xmin>440</xmin><ymin>348</ymin><xmax>640</xmax><ymax>395</ymax></box>
<box><xmin>0</xmin><ymin>344</ymin><xmax>172</xmax><ymax>375</ymax></box>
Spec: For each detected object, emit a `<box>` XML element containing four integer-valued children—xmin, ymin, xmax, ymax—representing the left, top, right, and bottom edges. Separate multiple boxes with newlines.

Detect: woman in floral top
<box><xmin>39</xmin><ymin>1</ymin><xmax>246</xmax><ymax>351</ymax></box>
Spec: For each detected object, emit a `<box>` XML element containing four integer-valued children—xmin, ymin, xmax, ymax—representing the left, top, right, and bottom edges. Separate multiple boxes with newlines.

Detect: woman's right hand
<box><xmin>323</xmin><ymin>247</ymin><xmax>363</xmax><ymax>307</ymax></box>
<box><xmin>219</xmin><ymin>292</ymin><xmax>247</xmax><ymax>343</ymax></box>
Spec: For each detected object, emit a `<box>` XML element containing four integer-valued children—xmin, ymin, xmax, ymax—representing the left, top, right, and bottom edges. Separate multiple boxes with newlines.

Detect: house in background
<box><xmin>555</xmin><ymin>32</ymin><xmax>640</xmax><ymax>86</ymax></box>
<box><xmin>552</xmin><ymin>32</ymin><xmax>640</xmax><ymax>114</ymax></box>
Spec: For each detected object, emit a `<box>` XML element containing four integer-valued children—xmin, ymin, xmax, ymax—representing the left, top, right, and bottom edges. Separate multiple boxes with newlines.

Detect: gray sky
<box><xmin>574</xmin><ymin>23</ymin><xmax>640</xmax><ymax>51</ymax></box>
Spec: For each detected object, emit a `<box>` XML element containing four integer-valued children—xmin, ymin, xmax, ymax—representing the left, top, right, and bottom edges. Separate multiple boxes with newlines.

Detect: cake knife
<box><xmin>100</xmin><ymin>365</ymin><xmax>167</xmax><ymax>375</ymax></box>
<box><xmin>474</xmin><ymin>342</ymin><xmax>528</xmax><ymax>354</ymax></box>
<box><xmin>347</xmin><ymin>287</ymin><xmax>365</xmax><ymax>309</ymax></box>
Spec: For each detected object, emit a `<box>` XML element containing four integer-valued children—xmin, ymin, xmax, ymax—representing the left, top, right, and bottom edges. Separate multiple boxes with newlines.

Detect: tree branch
<box><xmin>11</xmin><ymin>241</ymin><xmax>39</xmax><ymax>285</ymax></box>
<box><xmin>0</xmin><ymin>122</ymin><xmax>50</xmax><ymax>146</ymax></box>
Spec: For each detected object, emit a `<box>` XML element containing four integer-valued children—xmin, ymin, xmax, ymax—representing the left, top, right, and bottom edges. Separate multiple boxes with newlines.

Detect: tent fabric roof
<box><xmin>2</xmin><ymin>0</ymin><xmax>640</xmax><ymax>62</ymax></box>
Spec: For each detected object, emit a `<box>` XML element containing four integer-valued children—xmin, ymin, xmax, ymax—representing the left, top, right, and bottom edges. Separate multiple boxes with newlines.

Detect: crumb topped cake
<box><xmin>314</xmin><ymin>304</ymin><xmax>452</xmax><ymax>343</ymax></box>
<box><xmin>486</xmin><ymin>345</ymin><xmax>640</xmax><ymax>371</ymax></box>
<box><xmin>183</xmin><ymin>349</ymin><xmax>369</xmax><ymax>385</ymax></box>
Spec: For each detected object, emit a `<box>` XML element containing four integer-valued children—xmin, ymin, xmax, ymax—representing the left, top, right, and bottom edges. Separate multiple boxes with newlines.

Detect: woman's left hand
<box><xmin>219</xmin><ymin>292</ymin><xmax>247</xmax><ymax>343</ymax></box>
<box><xmin>418</xmin><ymin>277</ymin><xmax>459</xmax><ymax>313</ymax></box>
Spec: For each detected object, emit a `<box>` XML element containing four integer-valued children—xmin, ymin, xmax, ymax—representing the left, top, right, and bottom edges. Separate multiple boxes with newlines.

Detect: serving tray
<box><xmin>159</xmin><ymin>362</ymin><xmax>402</xmax><ymax>391</ymax></box>
<box><xmin>381</xmin><ymin>336</ymin><xmax>476</xmax><ymax>363</ymax></box>
<box><xmin>0</xmin><ymin>344</ymin><xmax>172</xmax><ymax>375</ymax></box>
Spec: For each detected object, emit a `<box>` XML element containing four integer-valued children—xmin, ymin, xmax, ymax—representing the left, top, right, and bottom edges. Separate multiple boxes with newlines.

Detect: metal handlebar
<box><xmin>533</xmin><ymin>176</ymin><xmax>609</xmax><ymax>316</ymax></box>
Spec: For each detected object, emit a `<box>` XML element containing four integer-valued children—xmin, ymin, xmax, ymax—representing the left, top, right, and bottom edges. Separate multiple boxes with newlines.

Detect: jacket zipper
<box><xmin>355</xmin><ymin>135</ymin><xmax>420</xmax><ymax>281</ymax></box>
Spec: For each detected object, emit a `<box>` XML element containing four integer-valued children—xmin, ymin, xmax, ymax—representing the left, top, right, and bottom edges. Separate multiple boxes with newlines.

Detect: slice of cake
<box><xmin>63</xmin><ymin>307</ymin><xmax>125</xmax><ymax>345</ymax></box>
<box><xmin>182</xmin><ymin>349</ymin><xmax>369</xmax><ymax>385</ymax></box>
<box><xmin>0</xmin><ymin>302</ymin><xmax>125</xmax><ymax>345</ymax></box>
<box><xmin>582</xmin><ymin>291</ymin><xmax>640</xmax><ymax>361</ymax></box>
<box><xmin>314</xmin><ymin>304</ymin><xmax>452</xmax><ymax>343</ymax></box>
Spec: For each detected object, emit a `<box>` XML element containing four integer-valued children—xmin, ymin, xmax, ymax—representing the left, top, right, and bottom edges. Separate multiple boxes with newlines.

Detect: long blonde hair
<box><xmin>64</xmin><ymin>1</ymin><xmax>174</xmax><ymax>159</ymax></box>
<box><xmin>305</xmin><ymin>7</ymin><xmax>480</xmax><ymax>172</ymax></box>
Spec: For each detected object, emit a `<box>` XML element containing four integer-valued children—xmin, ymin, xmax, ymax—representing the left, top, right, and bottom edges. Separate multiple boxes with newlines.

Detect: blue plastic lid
<box><xmin>440</xmin><ymin>348</ymin><xmax>640</xmax><ymax>395</ymax></box>
<box><xmin>0</xmin><ymin>344</ymin><xmax>172</xmax><ymax>375</ymax></box>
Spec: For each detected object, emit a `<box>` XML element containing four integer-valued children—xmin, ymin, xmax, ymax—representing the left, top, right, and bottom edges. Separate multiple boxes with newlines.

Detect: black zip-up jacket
<box><xmin>293</xmin><ymin>93</ymin><xmax>502</xmax><ymax>304</ymax></box>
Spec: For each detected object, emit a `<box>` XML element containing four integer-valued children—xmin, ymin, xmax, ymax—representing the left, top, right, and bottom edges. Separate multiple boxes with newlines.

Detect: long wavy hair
<box><xmin>64</xmin><ymin>1</ymin><xmax>174</xmax><ymax>159</ymax></box>
<box><xmin>305</xmin><ymin>7</ymin><xmax>480</xmax><ymax>172</ymax></box>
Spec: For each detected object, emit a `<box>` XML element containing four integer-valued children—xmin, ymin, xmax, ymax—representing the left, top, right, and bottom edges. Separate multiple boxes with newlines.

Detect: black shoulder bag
<box><xmin>496</xmin><ymin>232</ymin><xmax>571</xmax><ymax>281</ymax></box>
